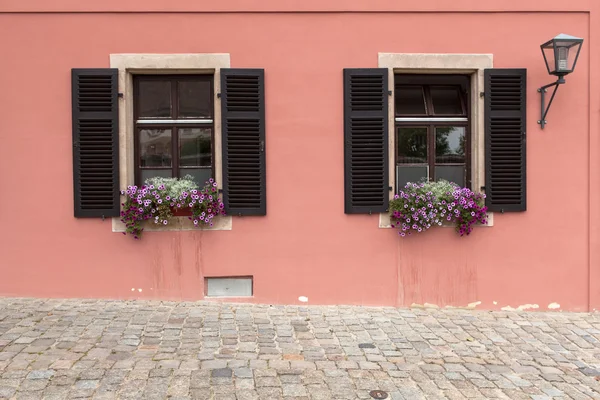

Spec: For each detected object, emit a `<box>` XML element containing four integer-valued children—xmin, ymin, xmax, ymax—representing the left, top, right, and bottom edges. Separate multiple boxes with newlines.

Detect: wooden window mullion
<box><xmin>171</xmin><ymin>78</ymin><xmax>178</xmax><ymax>178</ymax></box>
<box><xmin>423</xmin><ymin>86</ymin><xmax>434</xmax><ymax>116</ymax></box>
<box><xmin>428</xmin><ymin>125</ymin><xmax>435</xmax><ymax>182</ymax></box>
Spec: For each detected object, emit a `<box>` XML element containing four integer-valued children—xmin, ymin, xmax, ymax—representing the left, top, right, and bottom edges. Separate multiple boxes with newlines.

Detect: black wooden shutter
<box><xmin>484</xmin><ymin>69</ymin><xmax>527</xmax><ymax>212</ymax></box>
<box><xmin>343</xmin><ymin>69</ymin><xmax>389</xmax><ymax>214</ymax></box>
<box><xmin>72</xmin><ymin>69</ymin><xmax>120</xmax><ymax>218</ymax></box>
<box><xmin>221</xmin><ymin>69</ymin><xmax>266</xmax><ymax>216</ymax></box>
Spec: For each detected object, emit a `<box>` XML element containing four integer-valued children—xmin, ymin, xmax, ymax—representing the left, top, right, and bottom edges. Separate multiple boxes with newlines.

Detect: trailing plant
<box><xmin>120</xmin><ymin>175</ymin><xmax>226</xmax><ymax>239</ymax></box>
<box><xmin>389</xmin><ymin>180</ymin><xmax>488</xmax><ymax>237</ymax></box>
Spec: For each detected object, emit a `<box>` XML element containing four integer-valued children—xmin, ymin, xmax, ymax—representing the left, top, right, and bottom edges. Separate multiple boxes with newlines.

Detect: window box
<box><xmin>389</xmin><ymin>180</ymin><xmax>488</xmax><ymax>237</ymax></box>
<box><xmin>171</xmin><ymin>206</ymin><xmax>192</xmax><ymax>217</ymax></box>
<box><xmin>120</xmin><ymin>176</ymin><xmax>225</xmax><ymax>239</ymax></box>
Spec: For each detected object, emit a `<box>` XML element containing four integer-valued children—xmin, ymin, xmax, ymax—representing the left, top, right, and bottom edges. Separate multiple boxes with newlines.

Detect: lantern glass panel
<box><xmin>541</xmin><ymin>43</ymin><xmax>557</xmax><ymax>74</ymax></box>
<box><xmin>554</xmin><ymin>40</ymin><xmax>582</xmax><ymax>74</ymax></box>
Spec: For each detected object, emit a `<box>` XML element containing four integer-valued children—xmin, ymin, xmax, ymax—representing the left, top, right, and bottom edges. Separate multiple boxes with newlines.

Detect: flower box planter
<box><xmin>389</xmin><ymin>180</ymin><xmax>488</xmax><ymax>237</ymax></box>
<box><xmin>120</xmin><ymin>176</ymin><xmax>226</xmax><ymax>239</ymax></box>
<box><xmin>171</xmin><ymin>207</ymin><xmax>192</xmax><ymax>217</ymax></box>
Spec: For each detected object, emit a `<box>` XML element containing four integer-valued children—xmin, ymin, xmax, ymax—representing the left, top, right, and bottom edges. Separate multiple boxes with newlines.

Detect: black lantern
<box><xmin>538</xmin><ymin>34</ymin><xmax>584</xmax><ymax>129</ymax></box>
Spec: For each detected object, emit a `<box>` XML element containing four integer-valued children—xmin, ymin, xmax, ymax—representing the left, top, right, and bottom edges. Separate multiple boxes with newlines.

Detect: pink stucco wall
<box><xmin>1</xmin><ymin>0</ymin><xmax>599</xmax><ymax>311</ymax></box>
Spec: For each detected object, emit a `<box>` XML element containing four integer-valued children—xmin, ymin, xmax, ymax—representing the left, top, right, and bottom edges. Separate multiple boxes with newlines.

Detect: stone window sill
<box><xmin>112</xmin><ymin>215</ymin><xmax>232</xmax><ymax>233</ymax></box>
<box><xmin>379</xmin><ymin>212</ymin><xmax>494</xmax><ymax>229</ymax></box>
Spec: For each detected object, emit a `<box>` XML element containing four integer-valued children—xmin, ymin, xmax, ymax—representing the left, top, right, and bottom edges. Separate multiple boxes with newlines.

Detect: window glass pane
<box><xmin>141</xmin><ymin>169</ymin><xmax>172</xmax><ymax>184</ymax></box>
<box><xmin>435</xmin><ymin>127</ymin><xmax>465</xmax><ymax>164</ymax></box>
<box><xmin>180</xmin><ymin>168</ymin><xmax>212</xmax><ymax>187</ymax></box>
<box><xmin>397</xmin><ymin>127</ymin><xmax>428</xmax><ymax>163</ymax></box>
<box><xmin>139</xmin><ymin>129</ymin><xmax>172</xmax><ymax>167</ymax></box>
<box><xmin>395</xmin><ymin>86</ymin><xmax>427</xmax><ymax>115</ymax></box>
<box><xmin>430</xmin><ymin>87</ymin><xmax>463</xmax><ymax>115</ymax></box>
<box><xmin>178</xmin><ymin>80</ymin><xmax>212</xmax><ymax>118</ymax></box>
<box><xmin>435</xmin><ymin>166</ymin><xmax>465</xmax><ymax>187</ymax></box>
<box><xmin>138</xmin><ymin>81</ymin><xmax>171</xmax><ymax>118</ymax></box>
<box><xmin>179</xmin><ymin>128</ymin><xmax>212</xmax><ymax>167</ymax></box>
<box><xmin>396</xmin><ymin>166</ymin><xmax>429</xmax><ymax>193</ymax></box>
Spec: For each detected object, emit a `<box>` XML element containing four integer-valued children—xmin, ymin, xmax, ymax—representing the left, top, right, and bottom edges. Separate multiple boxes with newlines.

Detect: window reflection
<box><xmin>397</xmin><ymin>127</ymin><xmax>428</xmax><ymax>163</ymax></box>
<box><xmin>435</xmin><ymin>127</ymin><xmax>465</xmax><ymax>164</ymax></box>
<box><xmin>139</xmin><ymin>129</ymin><xmax>172</xmax><ymax>167</ymax></box>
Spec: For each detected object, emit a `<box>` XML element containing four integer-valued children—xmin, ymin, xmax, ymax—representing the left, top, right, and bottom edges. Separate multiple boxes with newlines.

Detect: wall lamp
<box><xmin>538</xmin><ymin>33</ymin><xmax>583</xmax><ymax>129</ymax></box>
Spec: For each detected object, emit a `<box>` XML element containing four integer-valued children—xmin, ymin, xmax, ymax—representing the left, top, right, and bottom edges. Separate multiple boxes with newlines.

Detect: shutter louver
<box><xmin>221</xmin><ymin>69</ymin><xmax>266</xmax><ymax>216</ymax></box>
<box><xmin>343</xmin><ymin>69</ymin><xmax>389</xmax><ymax>214</ymax></box>
<box><xmin>72</xmin><ymin>69</ymin><xmax>120</xmax><ymax>218</ymax></box>
<box><xmin>484</xmin><ymin>69</ymin><xmax>527</xmax><ymax>212</ymax></box>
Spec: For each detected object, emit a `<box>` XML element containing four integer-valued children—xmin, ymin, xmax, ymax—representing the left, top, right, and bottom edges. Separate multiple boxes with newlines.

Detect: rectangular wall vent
<box><xmin>205</xmin><ymin>277</ymin><xmax>253</xmax><ymax>297</ymax></box>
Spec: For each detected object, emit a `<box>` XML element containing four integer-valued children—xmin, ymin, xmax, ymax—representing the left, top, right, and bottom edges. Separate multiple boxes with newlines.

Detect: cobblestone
<box><xmin>0</xmin><ymin>298</ymin><xmax>599</xmax><ymax>398</ymax></box>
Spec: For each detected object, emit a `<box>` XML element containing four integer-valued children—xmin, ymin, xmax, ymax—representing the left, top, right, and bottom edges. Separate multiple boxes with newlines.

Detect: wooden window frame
<box><xmin>395</xmin><ymin>74</ymin><xmax>471</xmax><ymax>190</ymax></box>
<box><xmin>133</xmin><ymin>75</ymin><xmax>215</xmax><ymax>185</ymax></box>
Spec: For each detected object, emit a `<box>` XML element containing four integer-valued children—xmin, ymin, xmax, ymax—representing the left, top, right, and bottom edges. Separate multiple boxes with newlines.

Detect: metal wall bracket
<box><xmin>538</xmin><ymin>77</ymin><xmax>565</xmax><ymax>129</ymax></box>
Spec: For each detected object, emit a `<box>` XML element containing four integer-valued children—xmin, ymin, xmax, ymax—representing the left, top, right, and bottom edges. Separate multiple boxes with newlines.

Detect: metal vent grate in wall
<box><xmin>205</xmin><ymin>277</ymin><xmax>253</xmax><ymax>297</ymax></box>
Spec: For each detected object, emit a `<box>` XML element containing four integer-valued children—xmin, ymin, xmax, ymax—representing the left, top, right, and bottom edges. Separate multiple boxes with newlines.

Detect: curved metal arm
<box><xmin>538</xmin><ymin>77</ymin><xmax>565</xmax><ymax>129</ymax></box>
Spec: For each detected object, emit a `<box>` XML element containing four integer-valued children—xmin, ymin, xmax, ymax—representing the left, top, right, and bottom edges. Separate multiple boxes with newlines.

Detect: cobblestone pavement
<box><xmin>2</xmin><ymin>300</ymin><xmax>600</xmax><ymax>399</ymax></box>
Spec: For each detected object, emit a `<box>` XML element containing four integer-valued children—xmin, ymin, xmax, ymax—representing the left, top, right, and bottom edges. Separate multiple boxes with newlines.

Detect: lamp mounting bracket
<box><xmin>538</xmin><ymin>76</ymin><xmax>566</xmax><ymax>129</ymax></box>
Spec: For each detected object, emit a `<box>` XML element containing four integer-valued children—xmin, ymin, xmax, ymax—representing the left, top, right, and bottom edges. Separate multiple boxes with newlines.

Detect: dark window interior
<box><xmin>395</xmin><ymin>75</ymin><xmax>470</xmax><ymax>191</ymax></box>
<box><xmin>134</xmin><ymin>75</ymin><xmax>214</xmax><ymax>186</ymax></box>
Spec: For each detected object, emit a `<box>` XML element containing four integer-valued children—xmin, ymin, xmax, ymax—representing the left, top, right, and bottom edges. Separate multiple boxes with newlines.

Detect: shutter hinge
<box><xmin>260</xmin><ymin>141</ymin><xmax>265</xmax><ymax>152</ymax></box>
<box><xmin>479</xmin><ymin>92</ymin><xmax>485</xmax><ymax>98</ymax></box>
<box><xmin>480</xmin><ymin>186</ymin><xmax>486</xmax><ymax>191</ymax></box>
<box><xmin>388</xmin><ymin>90</ymin><xmax>392</xmax><ymax>96</ymax></box>
<box><xmin>217</xmin><ymin>93</ymin><xmax>221</xmax><ymax>99</ymax></box>
<box><xmin>73</xmin><ymin>141</ymin><xmax>79</xmax><ymax>148</ymax></box>
<box><xmin>388</xmin><ymin>186</ymin><xmax>393</xmax><ymax>191</ymax></box>
<box><xmin>118</xmin><ymin>93</ymin><xmax>124</xmax><ymax>98</ymax></box>
<box><xmin>101</xmin><ymin>215</ymin><xmax>105</xmax><ymax>221</ymax></box>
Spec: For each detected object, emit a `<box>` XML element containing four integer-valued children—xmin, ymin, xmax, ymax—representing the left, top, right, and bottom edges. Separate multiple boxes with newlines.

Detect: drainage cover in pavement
<box><xmin>369</xmin><ymin>390</ymin><xmax>389</xmax><ymax>399</ymax></box>
<box><xmin>359</xmin><ymin>343</ymin><xmax>376</xmax><ymax>349</ymax></box>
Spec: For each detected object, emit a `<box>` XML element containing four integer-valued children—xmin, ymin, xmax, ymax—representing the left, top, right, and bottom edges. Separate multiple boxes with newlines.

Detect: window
<box><xmin>134</xmin><ymin>75</ymin><xmax>214</xmax><ymax>186</ymax></box>
<box><xmin>395</xmin><ymin>75</ymin><xmax>470</xmax><ymax>191</ymax></box>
